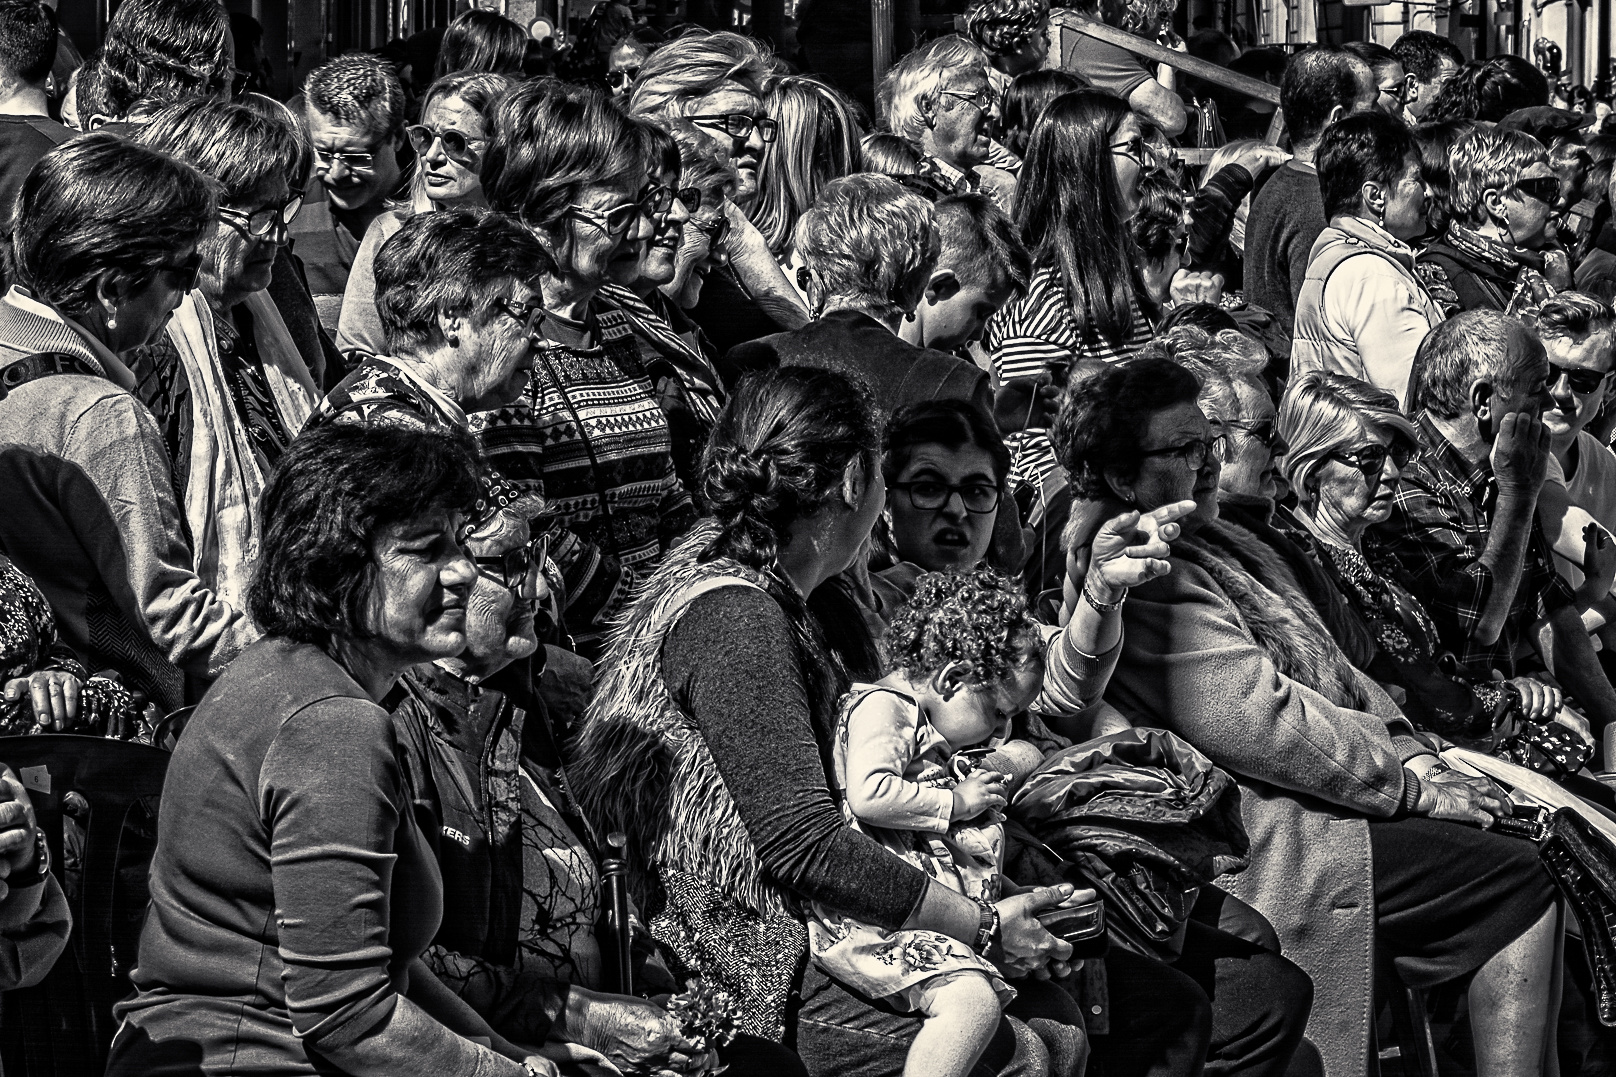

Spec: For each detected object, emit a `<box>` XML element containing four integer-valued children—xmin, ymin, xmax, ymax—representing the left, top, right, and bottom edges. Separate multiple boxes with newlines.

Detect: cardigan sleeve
<box><xmin>1108</xmin><ymin>559</ymin><xmax>1410</xmax><ymax>817</ymax></box>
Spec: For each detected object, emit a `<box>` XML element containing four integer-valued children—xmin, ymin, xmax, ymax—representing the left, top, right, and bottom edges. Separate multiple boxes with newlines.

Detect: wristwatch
<box><xmin>6</xmin><ymin>829</ymin><xmax>48</xmax><ymax>890</ymax></box>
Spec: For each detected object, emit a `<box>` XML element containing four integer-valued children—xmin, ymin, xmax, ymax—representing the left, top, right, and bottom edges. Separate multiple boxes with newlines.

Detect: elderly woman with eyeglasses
<box><xmin>1417</xmin><ymin>125</ymin><xmax>1571</xmax><ymax>318</ymax></box>
<box><xmin>1060</xmin><ymin>356</ymin><xmax>1562</xmax><ymax>1077</ymax></box>
<box><xmin>128</xmin><ymin>99</ymin><xmax>320</xmax><ymax>612</ymax></box>
<box><xmin>476</xmin><ymin>80</ymin><xmax>698</xmax><ymax>659</ymax></box>
<box><xmin>336</xmin><ymin>72</ymin><xmax>512</xmax><ymax>362</ymax></box>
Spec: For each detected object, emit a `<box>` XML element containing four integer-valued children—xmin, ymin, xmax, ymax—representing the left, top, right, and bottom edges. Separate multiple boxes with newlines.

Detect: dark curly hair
<box><xmin>1051</xmin><ymin>355</ymin><xmax>1202</xmax><ymax>500</ymax></box>
<box><xmin>883</xmin><ymin>569</ymin><xmax>1041</xmax><ymax>686</ymax></box>
<box><xmin>249</xmin><ymin>424</ymin><xmax>480</xmax><ymax>649</ymax></box>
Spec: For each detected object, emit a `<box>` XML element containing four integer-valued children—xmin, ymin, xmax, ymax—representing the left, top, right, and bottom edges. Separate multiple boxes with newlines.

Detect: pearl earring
<box><xmin>107</xmin><ymin>312</ymin><xmax>117</xmax><ymax>330</ymax></box>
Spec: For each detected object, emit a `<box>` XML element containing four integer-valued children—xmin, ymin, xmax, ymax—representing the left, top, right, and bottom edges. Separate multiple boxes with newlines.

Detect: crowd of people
<box><xmin>3</xmin><ymin>0</ymin><xmax>1616</xmax><ymax>1076</ymax></box>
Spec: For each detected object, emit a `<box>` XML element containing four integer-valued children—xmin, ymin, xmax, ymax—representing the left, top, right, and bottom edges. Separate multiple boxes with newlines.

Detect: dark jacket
<box><xmin>720</xmin><ymin>309</ymin><xmax>994</xmax><ymax>418</ymax></box>
<box><xmin>1418</xmin><ymin>237</ymin><xmax>1519</xmax><ymax>314</ymax></box>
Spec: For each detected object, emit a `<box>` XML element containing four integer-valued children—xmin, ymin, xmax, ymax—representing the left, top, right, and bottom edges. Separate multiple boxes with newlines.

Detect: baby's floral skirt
<box><xmin>807</xmin><ymin>915</ymin><xmax>1015</xmax><ymax>1013</ymax></box>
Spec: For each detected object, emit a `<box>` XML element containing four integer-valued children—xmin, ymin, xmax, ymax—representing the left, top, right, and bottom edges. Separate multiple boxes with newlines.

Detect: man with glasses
<box><xmin>1368</xmin><ymin>310</ymin><xmax>1616</xmax><ymax>768</ymax></box>
<box><xmin>289</xmin><ymin>53</ymin><xmax>405</xmax><ymax>332</ymax></box>
<box><xmin>884</xmin><ymin>36</ymin><xmax>1017</xmax><ymax>210</ymax></box>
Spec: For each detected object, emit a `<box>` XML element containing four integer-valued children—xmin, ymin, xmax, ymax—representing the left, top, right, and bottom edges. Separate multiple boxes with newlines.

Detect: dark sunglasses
<box><xmin>219</xmin><ymin>192</ymin><xmax>304</xmax><ymax>240</ymax></box>
<box><xmin>688</xmin><ymin>112</ymin><xmax>778</xmax><ymax>143</ymax></box>
<box><xmin>156</xmin><ymin>252</ymin><xmax>203</xmax><ymax>291</ymax></box>
<box><xmin>1549</xmin><ymin>360</ymin><xmax>1612</xmax><ymax>395</ymax></box>
<box><xmin>473</xmin><ymin>533</ymin><xmax>550</xmax><ymax>601</ymax></box>
<box><xmin>1332</xmin><ymin>441</ymin><xmax>1412</xmax><ymax>484</ymax></box>
<box><xmin>405</xmin><ymin>123</ymin><xmax>485</xmax><ymax>164</ymax></box>
<box><xmin>642</xmin><ymin>184</ymin><xmax>703</xmax><ymax>216</ymax></box>
<box><xmin>1514</xmin><ymin>176</ymin><xmax>1561</xmax><ymax>205</ymax></box>
<box><xmin>608</xmin><ymin>66</ymin><xmax>640</xmax><ymax>87</ymax></box>
<box><xmin>891</xmin><ymin>479</ymin><xmax>1002</xmax><ymax>514</ymax></box>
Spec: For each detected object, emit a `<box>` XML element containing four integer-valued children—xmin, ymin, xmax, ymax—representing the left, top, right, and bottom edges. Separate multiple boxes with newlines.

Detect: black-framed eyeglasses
<box><xmin>688</xmin><ymin>112</ymin><xmax>778</xmax><ymax>143</ymax></box>
<box><xmin>608</xmin><ymin>66</ymin><xmax>640</xmax><ymax>88</ymax></box>
<box><xmin>1549</xmin><ymin>360</ymin><xmax>1612</xmax><ymax>395</ymax></box>
<box><xmin>1224</xmin><ymin>418</ymin><xmax>1281</xmax><ymax>449</ymax></box>
<box><xmin>473</xmin><ymin>532</ymin><xmax>549</xmax><ymax>601</ymax></box>
<box><xmin>156</xmin><ymin>252</ymin><xmax>203</xmax><ymax>292</ymax></box>
<box><xmin>405</xmin><ymin>123</ymin><xmax>486</xmax><ymax>165</ymax></box>
<box><xmin>1331</xmin><ymin>442</ymin><xmax>1412</xmax><ymax>484</ymax></box>
<box><xmin>219</xmin><ymin>193</ymin><xmax>304</xmax><ymax>241</ymax></box>
<box><xmin>692</xmin><ymin>213</ymin><xmax>730</xmax><ymax>248</ymax></box>
<box><xmin>892</xmin><ymin>479</ymin><xmax>1002</xmax><ymax>514</ymax></box>
<box><xmin>938</xmin><ymin>86</ymin><xmax>996</xmax><ymax>112</ymax></box>
<box><xmin>1514</xmin><ymin>176</ymin><xmax>1561</xmax><ymax>205</ymax></box>
<box><xmin>496</xmin><ymin>296</ymin><xmax>547</xmax><ymax>337</ymax></box>
<box><xmin>1138</xmin><ymin>434</ymin><xmax>1228</xmax><ymax>470</ymax></box>
<box><xmin>313</xmin><ymin>147</ymin><xmax>378</xmax><ymax>174</ymax></box>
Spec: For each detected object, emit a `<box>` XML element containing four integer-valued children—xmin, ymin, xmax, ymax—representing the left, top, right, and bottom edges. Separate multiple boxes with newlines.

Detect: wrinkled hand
<box><xmin>3</xmin><ymin>670</ymin><xmax>82</xmax><ymax>731</ymax></box>
<box><xmin>0</xmin><ymin>766</ymin><xmax>37</xmax><ymax>901</ymax></box>
<box><xmin>952</xmin><ymin>770</ymin><xmax>1008</xmax><ymax>821</ymax></box>
<box><xmin>1227</xmin><ymin>143</ymin><xmax>1291</xmax><ymax>178</ymax></box>
<box><xmin>1491</xmin><ymin>412</ymin><xmax>1551</xmax><ymax>497</ymax></box>
<box><xmin>993</xmin><ymin>374</ymin><xmax>1062</xmax><ymax>434</ymax></box>
<box><xmin>1579</xmin><ymin>522</ymin><xmax>1616</xmax><ymax>605</ymax></box>
<box><xmin>1414</xmin><ymin>764</ymin><xmax>1510</xmax><ymax>827</ymax></box>
<box><xmin>996</xmin><ymin>884</ymin><xmax>1079</xmax><ymax>980</ymax></box>
<box><xmin>574</xmin><ymin>991</ymin><xmax>711</xmax><ymax>1077</ymax></box>
<box><xmin>1088</xmin><ymin>500</ymin><xmax>1197</xmax><ymax>594</ymax></box>
<box><xmin>1508</xmin><ymin>677</ymin><xmax>1563</xmax><ymax>724</ymax></box>
<box><xmin>1169</xmin><ymin>269</ymin><xmax>1225</xmax><ymax>307</ymax></box>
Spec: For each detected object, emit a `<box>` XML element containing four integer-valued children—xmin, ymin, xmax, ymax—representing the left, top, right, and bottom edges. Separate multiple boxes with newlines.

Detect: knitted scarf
<box><xmin>1174</xmin><ymin>519</ymin><xmax>1373</xmax><ymax>711</ymax></box>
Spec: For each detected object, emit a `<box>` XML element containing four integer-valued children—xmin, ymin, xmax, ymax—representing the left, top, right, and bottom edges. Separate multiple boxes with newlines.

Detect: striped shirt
<box><xmin>984</xmin><ymin>264</ymin><xmax>1153</xmax><ymax>495</ymax></box>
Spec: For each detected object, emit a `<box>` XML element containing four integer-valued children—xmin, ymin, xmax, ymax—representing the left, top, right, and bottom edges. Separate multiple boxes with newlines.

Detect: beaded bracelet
<box><xmin>1083</xmin><ymin>580</ymin><xmax>1128</xmax><ymax>614</ymax></box>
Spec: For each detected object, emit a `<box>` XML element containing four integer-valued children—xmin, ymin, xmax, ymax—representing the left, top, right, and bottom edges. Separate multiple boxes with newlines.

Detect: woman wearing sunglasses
<box><xmin>1418</xmin><ymin>126</ymin><xmax>1572</xmax><ymax>318</ymax></box>
<box><xmin>477</xmin><ymin>80</ymin><xmax>698</xmax><ymax>659</ymax></box>
<box><xmin>1291</xmin><ymin>111</ymin><xmax>1444</xmax><ymax>409</ymax></box>
<box><xmin>128</xmin><ymin>100</ymin><xmax>322</xmax><ymax>612</ymax></box>
<box><xmin>336</xmin><ymin>72</ymin><xmax>512</xmax><ymax>362</ymax></box>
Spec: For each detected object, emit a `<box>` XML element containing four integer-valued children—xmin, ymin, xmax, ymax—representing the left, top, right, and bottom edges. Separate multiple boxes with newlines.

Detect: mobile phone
<box><xmin>1036</xmin><ymin>895</ymin><xmax>1108</xmax><ymax>958</ymax></box>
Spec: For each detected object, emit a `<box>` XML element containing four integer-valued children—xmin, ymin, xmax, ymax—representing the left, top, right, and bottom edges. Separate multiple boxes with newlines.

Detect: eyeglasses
<box><xmin>608</xmin><ymin>66</ymin><xmax>640</xmax><ymax>88</ymax></box>
<box><xmin>566</xmin><ymin>200</ymin><xmax>645</xmax><ymax>237</ymax></box>
<box><xmin>1224</xmin><ymin>418</ymin><xmax>1281</xmax><ymax>449</ymax></box>
<box><xmin>892</xmin><ymin>479</ymin><xmax>1002</xmax><ymax>514</ymax></box>
<box><xmin>1378</xmin><ymin>81</ymin><xmax>1408</xmax><ymax>107</ymax></box>
<box><xmin>219</xmin><ymin>193</ymin><xmax>304</xmax><ymax>241</ymax></box>
<box><xmin>496</xmin><ymin>296</ymin><xmax>547</xmax><ymax>337</ymax></box>
<box><xmin>688</xmin><ymin>112</ymin><xmax>778</xmax><ymax>143</ymax></box>
<box><xmin>1514</xmin><ymin>176</ymin><xmax>1561</xmax><ymax>205</ymax></box>
<box><xmin>473</xmin><ymin>533</ymin><xmax>549</xmax><ymax>602</ymax></box>
<box><xmin>1331</xmin><ymin>442</ymin><xmax>1412</xmax><ymax>484</ymax></box>
<box><xmin>1111</xmin><ymin>134</ymin><xmax>1149</xmax><ymax>165</ymax></box>
<box><xmin>313</xmin><ymin>147</ymin><xmax>378</xmax><ymax>174</ymax></box>
<box><xmin>938</xmin><ymin>86</ymin><xmax>996</xmax><ymax>112</ymax></box>
<box><xmin>156</xmin><ymin>252</ymin><xmax>203</xmax><ymax>292</ymax></box>
<box><xmin>643</xmin><ymin>184</ymin><xmax>703</xmax><ymax>216</ymax></box>
<box><xmin>1138</xmin><ymin>434</ymin><xmax>1228</xmax><ymax>470</ymax></box>
<box><xmin>1549</xmin><ymin>360</ymin><xmax>1612</xmax><ymax>395</ymax></box>
<box><xmin>405</xmin><ymin>123</ymin><xmax>486</xmax><ymax>165</ymax></box>
<box><xmin>692</xmin><ymin>214</ymin><xmax>730</xmax><ymax>248</ymax></box>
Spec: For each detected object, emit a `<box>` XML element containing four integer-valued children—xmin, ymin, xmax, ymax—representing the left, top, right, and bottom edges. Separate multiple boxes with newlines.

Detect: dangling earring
<box><xmin>106</xmin><ymin>311</ymin><xmax>117</xmax><ymax>331</ymax></box>
<box><xmin>905</xmin><ymin>311</ymin><xmax>916</xmax><ymax>322</ymax></box>
<box><xmin>447</xmin><ymin>333</ymin><xmax>460</xmax><ymax>347</ymax></box>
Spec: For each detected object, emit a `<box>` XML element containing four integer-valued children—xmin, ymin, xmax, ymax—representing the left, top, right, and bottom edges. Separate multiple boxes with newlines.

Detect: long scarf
<box><xmin>597</xmin><ymin>284</ymin><xmax>724</xmax><ymax>426</ymax></box>
<box><xmin>166</xmin><ymin>290</ymin><xmax>319</xmax><ymax>609</ymax></box>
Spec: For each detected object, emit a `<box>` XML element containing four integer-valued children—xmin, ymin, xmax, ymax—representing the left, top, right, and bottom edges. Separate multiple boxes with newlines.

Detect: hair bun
<box><xmin>702</xmin><ymin>444</ymin><xmax>783</xmax><ymax>519</ymax></box>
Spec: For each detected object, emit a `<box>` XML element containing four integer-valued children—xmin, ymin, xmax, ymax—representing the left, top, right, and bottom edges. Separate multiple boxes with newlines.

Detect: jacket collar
<box><xmin>0</xmin><ymin>287</ymin><xmax>136</xmax><ymax>391</ymax></box>
<box><xmin>1330</xmin><ymin>216</ymin><xmax>1418</xmax><ymax>273</ymax></box>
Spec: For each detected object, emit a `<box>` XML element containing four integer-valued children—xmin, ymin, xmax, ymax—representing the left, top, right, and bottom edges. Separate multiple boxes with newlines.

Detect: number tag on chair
<box><xmin>18</xmin><ymin>766</ymin><xmax>49</xmax><ymax>794</ymax></box>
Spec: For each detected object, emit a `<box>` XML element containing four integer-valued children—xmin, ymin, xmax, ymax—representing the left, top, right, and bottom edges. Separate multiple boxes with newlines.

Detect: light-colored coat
<box><xmin>1107</xmin><ymin>520</ymin><xmax>1424</xmax><ymax>1077</ymax></box>
<box><xmin>1291</xmin><ymin>217</ymin><xmax>1445</xmax><ymax>408</ymax></box>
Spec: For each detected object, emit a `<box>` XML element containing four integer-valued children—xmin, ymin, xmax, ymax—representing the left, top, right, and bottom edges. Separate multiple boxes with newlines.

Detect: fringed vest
<box><xmin>569</xmin><ymin>522</ymin><xmax>811</xmax><ymax>1040</ymax></box>
<box><xmin>1176</xmin><ymin>519</ymin><xmax>1374</xmax><ymax>711</ymax></box>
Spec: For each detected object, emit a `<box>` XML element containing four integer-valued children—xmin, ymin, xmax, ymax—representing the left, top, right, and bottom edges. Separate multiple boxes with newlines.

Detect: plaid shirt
<box><xmin>1364</xmin><ymin>413</ymin><xmax>1573</xmax><ymax>679</ymax></box>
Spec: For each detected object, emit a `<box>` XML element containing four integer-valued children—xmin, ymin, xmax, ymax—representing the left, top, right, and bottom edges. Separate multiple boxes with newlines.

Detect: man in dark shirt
<box><xmin>1367</xmin><ymin>310</ymin><xmax>1616</xmax><ymax>758</ymax></box>
<box><xmin>1245</xmin><ymin>46</ymin><xmax>1375</xmax><ymax>347</ymax></box>
<box><xmin>1049</xmin><ymin>6</ymin><xmax>1186</xmax><ymax>136</ymax></box>
<box><xmin>0</xmin><ymin>0</ymin><xmax>69</xmax><ymax>240</ymax></box>
<box><xmin>288</xmin><ymin>53</ymin><xmax>404</xmax><ymax>333</ymax></box>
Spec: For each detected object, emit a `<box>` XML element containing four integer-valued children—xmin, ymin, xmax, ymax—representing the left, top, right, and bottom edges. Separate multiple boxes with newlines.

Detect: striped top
<box><xmin>470</xmin><ymin>302</ymin><xmax>697</xmax><ymax>655</ymax></box>
<box><xmin>984</xmin><ymin>264</ymin><xmax>1153</xmax><ymax>495</ymax></box>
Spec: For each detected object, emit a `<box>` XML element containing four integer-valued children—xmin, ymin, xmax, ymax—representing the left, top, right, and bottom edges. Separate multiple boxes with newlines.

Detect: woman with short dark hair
<box><xmin>477</xmin><ymin>80</ymin><xmax>697</xmax><ymax>657</ymax></box>
<box><xmin>1292</xmin><ymin>110</ymin><xmax>1445</xmax><ymax>407</ymax></box>
<box><xmin>436</xmin><ymin>8</ymin><xmax>527</xmax><ymax>78</ymax></box>
<box><xmin>0</xmin><ymin>133</ymin><xmax>251</xmax><ymax>718</ymax></box>
<box><xmin>129</xmin><ymin>99</ymin><xmax>320</xmax><ymax>611</ymax></box>
<box><xmin>108</xmin><ymin>424</ymin><xmax>554</xmax><ymax>1077</ymax></box>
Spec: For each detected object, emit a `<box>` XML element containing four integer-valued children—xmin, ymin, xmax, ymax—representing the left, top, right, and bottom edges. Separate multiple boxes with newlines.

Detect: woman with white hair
<box><xmin>721</xmin><ymin>172</ymin><xmax>992</xmax><ymax>419</ymax></box>
<box><xmin>881</xmin><ymin>34</ymin><xmax>1017</xmax><ymax>208</ymax></box>
<box><xmin>628</xmin><ymin>30</ymin><xmax>811</xmax><ymax>354</ymax></box>
<box><xmin>1417</xmin><ymin>125</ymin><xmax>1570</xmax><ymax>316</ymax></box>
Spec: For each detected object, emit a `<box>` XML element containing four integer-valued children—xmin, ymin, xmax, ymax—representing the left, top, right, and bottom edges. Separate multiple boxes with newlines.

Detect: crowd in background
<box><xmin>3</xmin><ymin>1</ymin><xmax>1616</xmax><ymax>1076</ymax></box>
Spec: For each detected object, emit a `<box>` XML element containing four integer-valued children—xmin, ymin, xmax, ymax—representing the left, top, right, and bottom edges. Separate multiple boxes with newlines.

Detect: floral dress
<box><xmin>807</xmin><ymin>685</ymin><xmax>1013</xmax><ymax>1011</ymax></box>
<box><xmin>0</xmin><ymin>555</ymin><xmax>138</xmax><ymax>737</ymax></box>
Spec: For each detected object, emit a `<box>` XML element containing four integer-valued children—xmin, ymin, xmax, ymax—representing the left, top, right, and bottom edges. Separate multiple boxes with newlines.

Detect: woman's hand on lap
<box><xmin>571</xmin><ymin>988</ymin><xmax>710</xmax><ymax>1076</ymax></box>
<box><xmin>3</xmin><ymin>670</ymin><xmax>81</xmax><ymax>730</ymax></box>
<box><xmin>995</xmin><ymin>883</ymin><xmax>1079</xmax><ymax>980</ymax></box>
<box><xmin>1507</xmin><ymin>677</ymin><xmax>1562</xmax><ymax>724</ymax></box>
<box><xmin>1413</xmin><ymin>764</ymin><xmax>1511</xmax><ymax>827</ymax></box>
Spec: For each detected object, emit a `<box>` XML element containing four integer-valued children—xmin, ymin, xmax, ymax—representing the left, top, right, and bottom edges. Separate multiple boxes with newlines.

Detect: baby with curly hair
<box><xmin>809</xmin><ymin>568</ymin><xmax>1044</xmax><ymax>1077</ymax></box>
